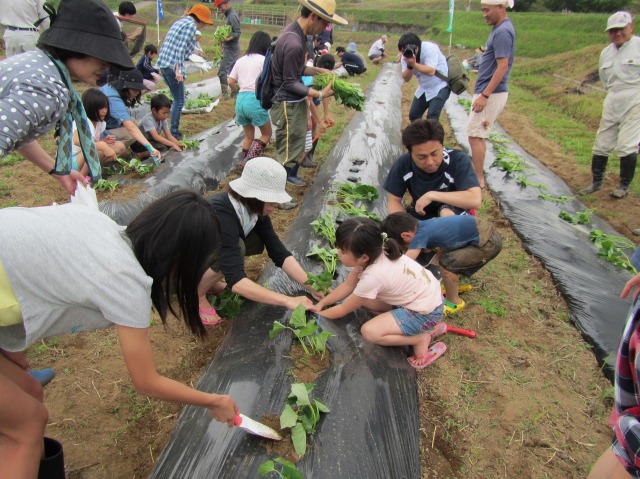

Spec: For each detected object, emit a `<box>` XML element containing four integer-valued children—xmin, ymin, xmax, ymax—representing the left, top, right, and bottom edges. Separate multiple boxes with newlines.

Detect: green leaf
<box><xmin>315</xmin><ymin>398</ymin><xmax>330</xmax><ymax>413</ymax></box>
<box><xmin>290</xmin><ymin>383</ymin><xmax>311</xmax><ymax>407</ymax></box>
<box><xmin>269</xmin><ymin>321</ymin><xmax>288</xmax><ymax>339</ymax></box>
<box><xmin>289</xmin><ymin>304</ymin><xmax>308</xmax><ymax>330</ymax></box>
<box><xmin>291</xmin><ymin>423</ymin><xmax>307</xmax><ymax>457</ymax></box>
<box><xmin>274</xmin><ymin>458</ymin><xmax>304</xmax><ymax>479</ymax></box>
<box><xmin>280</xmin><ymin>404</ymin><xmax>299</xmax><ymax>429</ymax></box>
<box><xmin>257</xmin><ymin>460</ymin><xmax>276</xmax><ymax>477</ymax></box>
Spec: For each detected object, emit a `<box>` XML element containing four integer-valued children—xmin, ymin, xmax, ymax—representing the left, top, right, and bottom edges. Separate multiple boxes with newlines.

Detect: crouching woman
<box><xmin>0</xmin><ymin>190</ymin><xmax>237</xmax><ymax>478</ymax></box>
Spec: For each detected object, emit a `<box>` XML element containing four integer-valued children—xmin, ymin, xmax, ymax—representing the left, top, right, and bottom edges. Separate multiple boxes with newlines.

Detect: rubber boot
<box><xmin>38</xmin><ymin>437</ymin><xmax>65</xmax><ymax>479</ymax></box>
<box><xmin>247</xmin><ymin>139</ymin><xmax>266</xmax><ymax>160</ymax></box>
<box><xmin>611</xmin><ymin>153</ymin><xmax>637</xmax><ymax>198</ymax></box>
<box><xmin>579</xmin><ymin>154</ymin><xmax>608</xmax><ymax>195</ymax></box>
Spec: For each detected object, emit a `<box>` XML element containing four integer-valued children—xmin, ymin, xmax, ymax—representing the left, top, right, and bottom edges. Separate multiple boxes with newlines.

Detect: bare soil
<box><xmin>10</xmin><ymin>69</ymin><xmax>631</xmax><ymax>478</ymax></box>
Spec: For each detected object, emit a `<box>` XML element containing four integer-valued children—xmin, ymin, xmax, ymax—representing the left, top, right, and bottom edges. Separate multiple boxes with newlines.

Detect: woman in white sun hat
<box><xmin>197</xmin><ymin>157</ymin><xmax>322</xmax><ymax>325</ymax></box>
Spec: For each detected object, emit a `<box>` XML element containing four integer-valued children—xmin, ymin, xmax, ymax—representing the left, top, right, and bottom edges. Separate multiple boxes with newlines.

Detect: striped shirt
<box><xmin>156</xmin><ymin>16</ymin><xmax>197</xmax><ymax>77</ymax></box>
<box><xmin>611</xmin><ymin>296</ymin><xmax>640</xmax><ymax>477</ymax></box>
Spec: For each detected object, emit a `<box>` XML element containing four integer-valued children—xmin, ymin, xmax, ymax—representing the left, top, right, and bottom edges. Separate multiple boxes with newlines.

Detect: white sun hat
<box><xmin>229</xmin><ymin>157</ymin><xmax>292</xmax><ymax>204</ymax></box>
<box><xmin>606</xmin><ymin>11</ymin><xmax>633</xmax><ymax>31</ymax></box>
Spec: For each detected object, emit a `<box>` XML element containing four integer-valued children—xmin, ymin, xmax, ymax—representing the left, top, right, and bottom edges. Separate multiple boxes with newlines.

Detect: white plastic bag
<box><xmin>70</xmin><ymin>183</ymin><xmax>99</xmax><ymax>210</ymax></box>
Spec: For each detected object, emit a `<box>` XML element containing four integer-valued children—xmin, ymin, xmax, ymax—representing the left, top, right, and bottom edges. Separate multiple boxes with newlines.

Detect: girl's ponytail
<box><xmin>383</xmin><ymin>237</ymin><xmax>403</xmax><ymax>260</ymax></box>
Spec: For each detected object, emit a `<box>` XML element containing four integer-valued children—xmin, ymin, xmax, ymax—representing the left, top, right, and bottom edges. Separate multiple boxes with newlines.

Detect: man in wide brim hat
<box><xmin>297</xmin><ymin>0</ymin><xmax>348</xmax><ymax>26</ymax></box>
<box><xmin>38</xmin><ymin>0</ymin><xmax>133</xmax><ymax>70</ymax></box>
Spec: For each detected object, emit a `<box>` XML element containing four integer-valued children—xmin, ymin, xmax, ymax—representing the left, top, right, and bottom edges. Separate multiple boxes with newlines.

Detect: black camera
<box><xmin>403</xmin><ymin>44</ymin><xmax>418</xmax><ymax>58</ymax></box>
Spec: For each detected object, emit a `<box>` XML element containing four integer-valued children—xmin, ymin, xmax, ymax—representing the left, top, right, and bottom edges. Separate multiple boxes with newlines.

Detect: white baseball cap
<box><xmin>606</xmin><ymin>11</ymin><xmax>633</xmax><ymax>31</ymax></box>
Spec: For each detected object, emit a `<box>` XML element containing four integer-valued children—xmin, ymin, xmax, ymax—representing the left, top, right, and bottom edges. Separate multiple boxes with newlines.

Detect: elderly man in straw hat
<box><xmin>156</xmin><ymin>4</ymin><xmax>213</xmax><ymax>141</ymax></box>
<box><xmin>467</xmin><ymin>0</ymin><xmax>516</xmax><ymax>189</ymax></box>
<box><xmin>269</xmin><ymin>0</ymin><xmax>347</xmax><ymax>187</ymax></box>
<box><xmin>580</xmin><ymin>11</ymin><xmax>640</xmax><ymax>199</ymax></box>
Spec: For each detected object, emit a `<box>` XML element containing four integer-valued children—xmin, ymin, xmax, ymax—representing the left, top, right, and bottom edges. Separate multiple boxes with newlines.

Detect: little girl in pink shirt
<box><xmin>315</xmin><ymin>217</ymin><xmax>446</xmax><ymax>369</ymax></box>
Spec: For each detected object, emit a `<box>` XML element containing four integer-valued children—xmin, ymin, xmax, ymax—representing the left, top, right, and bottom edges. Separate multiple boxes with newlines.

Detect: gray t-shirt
<box><xmin>0</xmin><ymin>49</ymin><xmax>70</xmax><ymax>157</ymax></box>
<box><xmin>139</xmin><ymin>111</ymin><xmax>168</xmax><ymax>141</ymax></box>
<box><xmin>0</xmin><ymin>204</ymin><xmax>153</xmax><ymax>351</ymax></box>
<box><xmin>474</xmin><ymin>18</ymin><xmax>516</xmax><ymax>94</ymax></box>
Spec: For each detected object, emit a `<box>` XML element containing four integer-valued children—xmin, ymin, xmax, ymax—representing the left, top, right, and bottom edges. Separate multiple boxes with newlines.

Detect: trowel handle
<box><xmin>233</xmin><ymin>413</ymin><xmax>242</xmax><ymax>427</ymax></box>
<box><xmin>445</xmin><ymin>325</ymin><xmax>477</xmax><ymax>338</ymax></box>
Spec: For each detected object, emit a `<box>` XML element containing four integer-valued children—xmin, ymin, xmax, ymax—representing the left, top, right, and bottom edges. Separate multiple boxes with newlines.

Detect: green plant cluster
<box><xmin>313</xmin><ymin>73</ymin><xmax>366</xmax><ymax>112</ymax></box>
<box><xmin>270</xmin><ymin>304</ymin><xmax>333</xmax><ymax>357</ymax></box>
<box><xmin>208</xmin><ymin>289</ymin><xmax>244</xmax><ymax>319</ymax></box>
<box><xmin>590</xmin><ymin>230</ymin><xmax>638</xmax><ymax>273</ymax></box>
<box><xmin>258</xmin><ymin>457</ymin><xmax>303</xmax><ymax>479</ymax></box>
<box><xmin>559</xmin><ymin>209</ymin><xmax>592</xmax><ymax>225</ymax></box>
<box><xmin>184</xmin><ymin>93</ymin><xmax>214</xmax><ymax>110</ymax></box>
<box><xmin>212</xmin><ymin>25</ymin><xmax>233</xmax><ymax>65</ymax></box>
<box><xmin>94</xmin><ymin>178</ymin><xmax>119</xmax><ymax>192</ymax></box>
<box><xmin>181</xmin><ymin>139</ymin><xmax>201</xmax><ymax>150</ymax></box>
<box><xmin>305</xmin><ymin>182</ymin><xmax>378</xmax><ymax>293</ymax></box>
<box><xmin>115</xmin><ymin>157</ymin><xmax>156</xmax><ymax>176</ymax></box>
<box><xmin>279</xmin><ymin>382</ymin><xmax>330</xmax><ymax>457</ymax></box>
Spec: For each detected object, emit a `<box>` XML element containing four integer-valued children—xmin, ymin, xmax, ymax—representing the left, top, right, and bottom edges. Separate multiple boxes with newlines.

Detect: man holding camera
<box><xmin>468</xmin><ymin>0</ymin><xmax>516</xmax><ymax>189</ymax></box>
<box><xmin>398</xmin><ymin>33</ymin><xmax>450</xmax><ymax>122</ymax></box>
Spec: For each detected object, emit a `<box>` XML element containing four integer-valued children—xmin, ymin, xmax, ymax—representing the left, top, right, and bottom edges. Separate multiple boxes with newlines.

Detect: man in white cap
<box><xmin>580</xmin><ymin>11</ymin><xmax>639</xmax><ymax>199</ymax></box>
<box><xmin>368</xmin><ymin>34</ymin><xmax>388</xmax><ymax>64</ymax></box>
<box><xmin>467</xmin><ymin>0</ymin><xmax>516</xmax><ymax>189</ymax></box>
<box><xmin>269</xmin><ymin>0</ymin><xmax>347</xmax><ymax>186</ymax></box>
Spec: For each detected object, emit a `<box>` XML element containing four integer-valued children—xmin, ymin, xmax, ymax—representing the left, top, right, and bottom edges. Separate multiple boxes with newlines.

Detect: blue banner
<box><xmin>158</xmin><ymin>0</ymin><xmax>164</xmax><ymax>19</ymax></box>
<box><xmin>445</xmin><ymin>0</ymin><xmax>454</xmax><ymax>33</ymax></box>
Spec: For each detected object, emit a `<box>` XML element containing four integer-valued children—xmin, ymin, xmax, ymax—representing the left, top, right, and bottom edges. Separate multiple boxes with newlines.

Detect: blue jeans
<box><xmin>409</xmin><ymin>86</ymin><xmax>451</xmax><ymax>122</ymax></box>
<box><xmin>160</xmin><ymin>67</ymin><xmax>185</xmax><ymax>136</ymax></box>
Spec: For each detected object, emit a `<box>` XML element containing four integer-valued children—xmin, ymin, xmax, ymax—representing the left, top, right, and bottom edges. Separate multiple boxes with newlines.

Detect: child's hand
<box><xmin>105</xmin><ymin>135</ymin><xmax>116</xmax><ymax>145</ymax></box>
<box><xmin>172</xmin><ymin>142</ymin><xmax>183</xmax><ymax>152</ymax></box>
<box><xmin>324</xmin><ymin>116</ymin><xmax>335</xmax><ymax>128</ymax></box>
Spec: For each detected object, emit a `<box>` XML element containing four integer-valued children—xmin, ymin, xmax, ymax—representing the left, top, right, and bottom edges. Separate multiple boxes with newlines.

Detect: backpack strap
<box><xmin>434</xmin><ymin>70</ymin><xmax>449</xmax><ymax>82</ymax></box>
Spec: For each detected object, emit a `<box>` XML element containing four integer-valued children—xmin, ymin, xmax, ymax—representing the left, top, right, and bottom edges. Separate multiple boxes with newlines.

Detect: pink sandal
<box><xmin>408</xmin><ymin>342</ymin><xmax>447</xmax><ymax>370</ymax></box>
<box><xmin>200</xmin><ymin>306</ymin><xmax>223</xmax><ymax>326</ymax></box>
<box><xmin>427</xmin><ymin>322</ymin><xmax>447</xmax><ymax>339</ymax></box>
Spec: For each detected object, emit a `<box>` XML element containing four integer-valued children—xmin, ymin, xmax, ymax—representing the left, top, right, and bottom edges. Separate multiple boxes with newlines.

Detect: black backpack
<box><xmin>255</xmin><ymin>42</ymin><xmax>276</xmax><ymax>110</ymax></box>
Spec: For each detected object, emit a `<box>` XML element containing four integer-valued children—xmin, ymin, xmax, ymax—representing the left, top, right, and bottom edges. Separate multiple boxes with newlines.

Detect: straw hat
<box><xmin>38</xmin><ymin>0</ymin><xmax>133</xmax><ymax>70</ymax></box>
<box><xmin>297</xmin><ymin>0</ymin><xmax>348</xmax><ymax>26</ymax></box>
<box><xmin>229</xmin><ymin>157</ymin><xmax>292</xmax><ymax>204</ymax></box>
<box><xmin>186</xmin><ymin>4</ymin><xmax>213</xmax><ymax>24</ymax></box>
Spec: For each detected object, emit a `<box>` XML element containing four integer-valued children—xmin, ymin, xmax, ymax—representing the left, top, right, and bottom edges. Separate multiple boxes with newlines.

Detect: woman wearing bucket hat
<box><xmin>0</xmin><ymin>190</ymin><xmax>238</xmax><ymax>478</ymax></box>
<box><xmin>0</xmin><ymin>0</ymin><xmax>135</xmax><ymax>194</ymax></box>
<box><xmin>197</xmin><ymin>157</ymin><xmax>322</xmax><ymax>325</ymax></box>
<box><xmin>100</xmin><ymin>69</ymin><xmax>162</xmax><ymax>161</ymax></box>
<box><xmin>157</xmin><ymin>4</ymin><xmax>214</xmax><ymax>140</ymax></box>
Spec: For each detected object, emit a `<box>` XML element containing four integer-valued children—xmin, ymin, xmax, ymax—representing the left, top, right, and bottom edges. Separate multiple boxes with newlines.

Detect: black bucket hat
<box><xmin>114</xmin><ymin>69</ymin><xmax>146</xmax><ymax>91</ymax></box>
<box><xmin>39</xmin><ymin>0</ymin><xmax>134</xmax><ymax>70</ymax></box>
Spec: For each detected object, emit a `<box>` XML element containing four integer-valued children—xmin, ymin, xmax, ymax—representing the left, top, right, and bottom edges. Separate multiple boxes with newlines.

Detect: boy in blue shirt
<box><xmin>136</xmin><ymin>44</ymin><xmax>162</xmax><ymax>91</ymax></box>
<box><xmin>381</xmin><ymin>212</ymin><xmax>502</xmax><ymax>315</ymax></box>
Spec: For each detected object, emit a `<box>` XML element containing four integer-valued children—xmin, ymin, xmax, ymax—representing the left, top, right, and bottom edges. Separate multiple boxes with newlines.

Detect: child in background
<box><xmin>136</xmin><ymin>44</ymin><xmax>162</xmax><ymax>91</ymax></box>
<box><xmin>315</xmin><ymin>217</ymin><xmax>447</xmax><ymax>369</ymax></box>
<box><xmin>138</xmin><ymin>94</ymin><xmax>184</xmax><ymax>154</ymax></box>
<box><xmin>72</xmin><ymin>89</ymin><xmax>127</xmax><ymax>174</ymax></box>
<box><xmin>315</xmin><ymin>54</ymin><xmax>336</xmax><ymax>128</ymax></box>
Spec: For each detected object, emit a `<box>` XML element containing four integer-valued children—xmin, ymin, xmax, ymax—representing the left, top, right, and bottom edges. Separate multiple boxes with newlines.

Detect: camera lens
<box><xmin>403</xmin><ymin>48</ymin><xmax>413</xmax><ymax>58</ymax></box>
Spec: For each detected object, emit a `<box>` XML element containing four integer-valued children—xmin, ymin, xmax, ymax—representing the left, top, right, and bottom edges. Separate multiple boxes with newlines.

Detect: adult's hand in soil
<box><xmin>621</xmin><ymin>273</ymin><xmax>640</xmax><ymax>301</ymax></box>
<box><xmin>208</xmin><ymin>394</ymin><xmax>239</xmax><ymax>427</ymax></box>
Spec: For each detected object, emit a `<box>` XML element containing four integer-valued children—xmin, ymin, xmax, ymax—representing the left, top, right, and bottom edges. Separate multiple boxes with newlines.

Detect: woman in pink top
<box><xmin>315</xmin><ymin>217</ymin><xmax>447</xmax><ymax>369</ymax></box>
<box><xmin>228</xmin><ymin>31</ymin><xmax>273</xmax><ymax>165</ymax></box>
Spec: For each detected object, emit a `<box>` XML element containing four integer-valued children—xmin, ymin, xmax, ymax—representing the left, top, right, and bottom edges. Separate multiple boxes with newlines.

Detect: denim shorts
<box><xmin>391</xmin><ymin>304</ymin><xmax>444</xmax><ymax>336</ymax></box>
<box><xmin>235</xmin><ymin>91</ymin><xmax>270</xmax><ymax>127</ymax></box>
